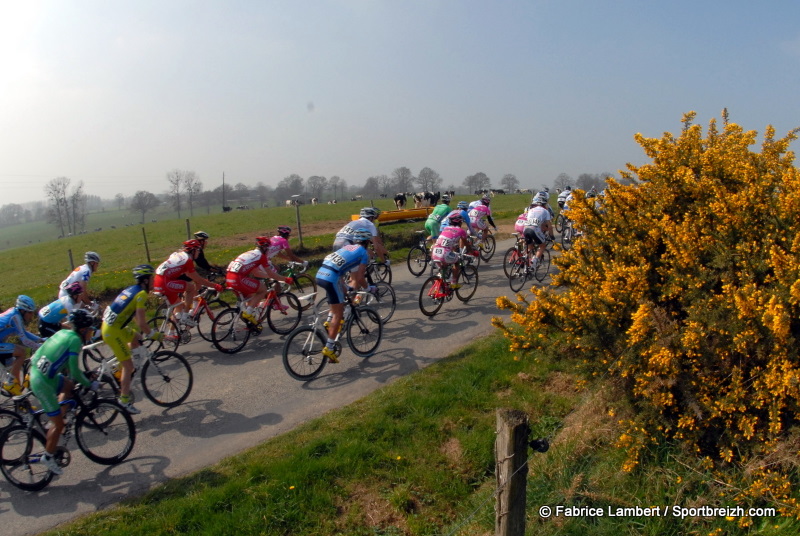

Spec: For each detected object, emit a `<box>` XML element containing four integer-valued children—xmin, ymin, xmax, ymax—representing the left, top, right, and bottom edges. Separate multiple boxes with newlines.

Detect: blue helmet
<box><xmin>15</xmin><ymin>295</ymin><xmax>36</xmax><ymax>312</ymax></box>
<box><xmin>457</xmin><ymin>201</ymin><xmax>469</xmax><ymax>210</ymax></box>
<box><xmin>352</xmin><ymin>228</ymin><xmax>373</xmax><ymax>243</ymax></box>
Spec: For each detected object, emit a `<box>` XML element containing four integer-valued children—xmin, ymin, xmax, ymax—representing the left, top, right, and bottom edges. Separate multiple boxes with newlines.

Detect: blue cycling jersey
<box><xmin>440</xmin><ymin>209</ymin><xmax>473</xmax><ymax>233</ymax></box>
<box><xmin>316</xmin><ymin>245</ymin><xmax>370</xmax><ymax>283</ymax></box>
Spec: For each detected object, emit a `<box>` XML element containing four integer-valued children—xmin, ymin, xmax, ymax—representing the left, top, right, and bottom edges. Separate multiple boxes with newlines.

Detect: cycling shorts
<box><xmin>431</xmin><ymin>246</ymin><xmax>458</xmax><ymax>265</ymax></box>
<box><xmin>30</xmin><ymin>372</ymin><xmax>66</xmax><ymax>416</ymax></box>
<box><xmin>226</xmin><ymin>273</ymin><xmax>261</xmax><ymax>297</ymax></box>
<box><xmin>523</xmin><ymin>227</ymin><xmax>546</xmax><ymax>246</ymax></box>
<box><xmin>101</xmin><ymin>324</ymin><xmax>135</xmax><ymax>363</ymax></box>
<box><xmin>153</xmin><ymin>275</ymin><xmax>187</xmax><ymax>305</ymax></box>
<box><xmin>424</xmin><ymin>220</ymin><xmax>441</xmax><ymax>240</ymax></box>
<box><xmin>316</xmin><ymin>268</ymin><xmax>347</xmax><ymax>305</ymax></box>
<box><xmin>38</xmin><ymin>320</ymin><xmax>62</xmax><ymax>339</ymax></box>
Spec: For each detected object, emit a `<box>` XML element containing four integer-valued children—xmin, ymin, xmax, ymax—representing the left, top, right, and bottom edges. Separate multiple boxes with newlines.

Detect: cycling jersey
<box><xmin>524</xmin><ymin>206</ymin><xmax>552</xmax><ymax>245</ymax></box>
<box><xmin>101</xmin><ymin>284</ymin><xmax>149</xmax><ymax>363</ymax></box>
<box><xmin>315</xmin><ymin>244</ymin><xmax>370</xmax><ymax>305</ymax></box>
<box><xmin>425</xmin><ymin>203</ymin><xmax>452</xmax><ymax>239</ymax></box>
<box><xmin>431</xmin><ymin>226</ymin><xmax>468</xmax><ymax>265</ymax></box>
<box><xmin>0</xmin><ymin>308</ymin><xmax>44</xmax><ymax>355</ymax></box>
<box><xmin>226</xmin><ymin>248</ymin><xmax>270</xmax><ymax>296</ymax></box>
<box><xmin>30</xmin><ymin>329</ymin><xmax>91</xmax><ymax>416</ymax></box>
<box><xmin>557</xmin><ymin>190</ymin><xmax>571</xmax><ymax>208</ymax></box>
<box><xmin>332</xmin><ymin>218</ymin><xmax>378</xmax><ymax>250</ymax></box>
<box><xmin>440</xmin><ymin>209</ymin><xmax>474</xmax><ymax>235</ymax></box>
<box><xmin>38</xmin><ymin>296</ymin><xmax>78</xmax><ymax>337</ymax></box>
<box><xmin>514</xmin><ymin>212</ymin><xmax>528</xmax><ymax>234</ymax></box>
<box><xmin>58</xmin><ymin>264</ymin><xmax>92</xmax><ymax>298</ymax></box>
<box><xmin>468</xmin><ymin>204</ymin><xmax>492</xmax><ymax>230</ymax></box>
<box><xmin>154</xmin><ymin>251</ymin><xmax>196</xmax><ymax>304</ymax></box>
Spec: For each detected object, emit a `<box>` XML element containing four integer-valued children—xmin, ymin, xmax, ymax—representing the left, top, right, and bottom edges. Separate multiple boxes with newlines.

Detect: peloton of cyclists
<box><xmin>523</xmin><ymin>196</ymin><xmax>554</xmax><ymax>268</ymax></box>
<box><xmin>431</xmin><ymin>213</ymin><xmax>478</xmax><ymax>289</ymax></box>
<box><xmin>333</xmin><ymin>207</ymin><xmax>389</xmax><ymax>264</ymax></box>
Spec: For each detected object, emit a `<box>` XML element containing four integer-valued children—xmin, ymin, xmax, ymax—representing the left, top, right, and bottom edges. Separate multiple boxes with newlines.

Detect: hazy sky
<box><xmin>2</xmin><ymin>0</ymin><xmax>799</xmax><ymax>205</ymax></box>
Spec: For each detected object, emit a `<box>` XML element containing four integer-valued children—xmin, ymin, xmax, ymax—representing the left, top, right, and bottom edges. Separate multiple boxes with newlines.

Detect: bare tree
<box><xmin>69</xmin><ymin>181</ymin><xmax>86</xmax><ymax>232</ymax></box>
<box><xmin>253</xmin><ymin>181</ymin><xmax>272</xmax><ymax>207</ymax></box>
<box><xmin>307</xmin><ymin>175</ymin><xmax>328</xmax><ymax>200</ymax></box>
<box><xmin>184</xmin><ymin>172</ymin><xmax>202</xmax><ymax>216</ymax></box>
<box><xmin>130</xmin><ymin>191</ymin><xmax>160</xmax><ymax>224</ymax></box>
<box><xmin>417</xmin><ymin>167</ymin><xmax>442</xmax><ymax>192</ymax></box>
<box><xmin>553</xmin><ymin>173</ymin><xmax>574</xmax><ymax>191</ymax></box>
<box><xmin>233</xmin><ymin>182</ymin><xmax>250</xmax><ymax>202</ymax></box>
<box><xmin>500</xmin><ymin>173</ymin><xmax>520</xmax><ymax>192</ymax></box>
<box><xmin>328</xmin><ymin>176</ymin><xmax>340</xmax><ymax>200</ymax></box>
<box><xmin>115</xmin><ymin>193</ymin><xmax>125</xmax><ymax>210</ymax></box>
<box><xmin>44</xmin><ymin>177</ymin><xmax>70</xmax><ymax>237</ymax></box>
<box><xmin>463</xmin><ymin>172</ymin><xmax>491</xmax><ymax>193</ymax></box>
<box><xmin>391</xmin><ymin>167</ymin><xmax>415</xmax><ymax>193</ymax></box>
<box><xmin>166</xmin><ymin>169</ymin><xmax>185</xmax><ymax>218</ymax></box>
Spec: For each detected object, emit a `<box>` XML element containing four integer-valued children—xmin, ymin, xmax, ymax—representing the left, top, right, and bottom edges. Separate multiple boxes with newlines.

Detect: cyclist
<box><xmin>535</xmin><ymin>191</ymin><xmax>555</xmax><ymax>219</ymax></box>
<box><xmin>154</xmin><ymin>240</ymin><xmax>224</xmax><ymax>327</ymax></box>
<box><xmin>423</xmin><ymin>194</ymin><xmax>452</xmax><ymax>242</ymax></box>
<box><xmin>431</xmin><ymin>213</ymin><xmax>477</xmax><ymax>289</ymax></box>
<box><xmin>333</xmin><ymin>207</ymin><xmax>389</xmax><ymax>263</ymax></box>
<box><xmin>186</xmin><ymin>230</ymin><xmax>225</xmax><ymax>277</ymax></box>
<box><xmin>523</xmin><ymin>197</ymin><xmax>553</xmax><ymax>268</ymax></box>
<box><xmin>224</xmin><ymin>237</ymin><xmax>294</xmax><ymax>326</ymax></box>
<box><xmin>440</xmin><ymin>201</ymin><xmax>476</xmax><ymax>236</ymax></box>
<box><xmin>58</xmin><ymin>251</ymin><xmax>100</xmax><ymax>307</ymax></box>
<box><xmin>266</xmin><ymin>226</ymin><xmax>308</xmax><ymax>276</ymax></box>
<box><xmin>315</xmin><ymin>228</ymin><xmax>373</xmax><ymax>363</ymax></box>
<box><xmin>29</xmin><ymin>309</ymin><xmax>100</xmax><ymax>475</ymax></box>
<box><xmin>102</xmin><ymin>264</ymin><xmax>164</xmax><ymax>414</ymax></box>
<box><xmin>0</xmin><ymin>296</ymin><xmax>44</xmax><ymax>396</ymax></box>
<box><xmin>557</xmin><ymin>185</ymin><xmax>572</xmax><ymax>210</ymax></box>
<box><xmin>514</xmin><ymin>203</ymin><xmax>533</xmax><ymax>235</ymax></box>
<box><xmin>38</xmin><ymin>282</ymin><xmax>85</xmax><ymax>338</ymax></box>
<box><xmin>468</xmin><ymin>195</ymin><xmax>498</xmax><ymax>236</ymax></box>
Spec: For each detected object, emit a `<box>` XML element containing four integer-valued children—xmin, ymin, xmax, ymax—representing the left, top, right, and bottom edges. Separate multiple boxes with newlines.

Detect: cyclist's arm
<box><xmin>277</xmin><ymin>248</ymin><xmax>304</xmax><ymax>264</ymax></box>
<box><xmin>349</xmin><ymin>263</ymin><xmax>369</xmax><ymax>290</ymax></box>
<box><xmin>194</xmin><ymin>250</ymin><xmax>213</xmax><ymax>272</ymax></box>
<box><xmin>66</xmin><ymin>341</ymin><xmax>92</xmax><ymax>388</ymax></box>
<box><xmin>186</xmin><ymin>270</ymin><xmax>221</xmax><ymax>289</ymax></box>
<box><xmin>370</xmin><ymin>235</ymin><xmax>389</xmax><ymax>262</ymax></box>
<box><xmin>486</xmin><ymin>214</ymin><xmax>497</xmax><ymax>229</ymax></box>
<box><xmin>134</xmin><ymin>307</ymin><xmax>152</xmax><ymax>337</ymax></box>
<box><xmin>13</xmin><ymin>315</ymin><xmax>43</xmax><ymax>349</ymax></box>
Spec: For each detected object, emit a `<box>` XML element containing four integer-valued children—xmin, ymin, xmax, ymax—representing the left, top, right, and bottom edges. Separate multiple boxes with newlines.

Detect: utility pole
<box><xmin>222</xmin><ymin>172</ymin><xmax>226</xmax><ymax>211</ymax></box>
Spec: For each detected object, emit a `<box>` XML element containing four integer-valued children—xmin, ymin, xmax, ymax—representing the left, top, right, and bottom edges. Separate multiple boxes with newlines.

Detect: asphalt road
<box><xmin>2</xmin><ymin>237</ymin><xmax>547</xmax><ymax>536</ymax></box>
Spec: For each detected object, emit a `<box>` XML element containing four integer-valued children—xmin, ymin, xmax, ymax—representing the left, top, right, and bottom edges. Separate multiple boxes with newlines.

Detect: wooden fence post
<box><xmin>185</xmin><ymin>218</ymin><xmax>191</xmax><ymax>240</ymax></box>
<box><xmin>141</xmin><ymin>227</ymin><xmax>151</xmax><ymax>263</ymax></box>
<box><xmin>67</xmin><ymin>249</ymin><xmax>75</xmax><ymax>271</ymax></box>
<box><xmin>495</xmin><ymin>409</ymin><xmax>530</xmax><ymax>536</ymax></box>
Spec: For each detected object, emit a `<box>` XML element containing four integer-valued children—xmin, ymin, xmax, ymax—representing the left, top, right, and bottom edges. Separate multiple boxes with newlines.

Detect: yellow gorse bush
<box><xmin>495</xmin><ymin>110</ymin><xmax>800</xmax><ymax>515</ymax></box>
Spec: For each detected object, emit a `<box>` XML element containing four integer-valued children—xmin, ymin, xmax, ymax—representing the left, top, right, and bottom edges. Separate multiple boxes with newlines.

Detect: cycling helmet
<box><xmin>132</xmin><ymin>264</ymin><xmax>155</xmax><ymax>280</ymax></box>
<box><xmin>256</xmin><ymin>236</ymin><xmax>271</xmax><ymax>248</ymax></box>
<box><xmin>69</xmin><ymin>309</ymin><xmax>95</xmax><ymax>331</ymax></box>
<box><xmin>441</xmin><ymin>194</ymin><xmax>451</xmax><ymax>203</ymax></box>
<box><xmin>359</xmin><ymin>207</ymin><xmax>379</xmax><ymax>219</ymax></box>
<box><xmin>85</xmin><ymin>251</ymin><xmax>101</xmax><ymax>264</ymax></box>
<box><xmin>481</xmin><ymin>195</ymin><xmax>491</xmax><ymax>205</ymax></box>
<box><xmin>352</xmin><ymin>228</ymin><xmax>373</xmax><ymax>243</ymax></box>
<box><xmin>565</xmin><ymin>185</ymin><xmax>572</xmax><ymax>191</ymax></box>
<box><xmin>183</xmin><ymin>239</ymin><xmax>202</xmax><ymax>252</ymax></box>
<box><xmin>15</xmin><ymin>295</ymin><xmax>36</xmax><ymax>312</ymax></box>
<box><xmin>277</xmin><ymin>226</ymin><xmax>292</xmax><ymax>237</ymax></box>
<box><xmin>448</xmin><ymin>214</ymin><xmax>464</xmax><ymax>225</ymax></box>
<box><xmin>65</xmin><ymin>282</ymin><xmax>83</xmax><ymax>297</ymax></box>
<box><xmin>586</xmin><ymin>191</ymin><xmax>597</xmax><ymax>199</ymax></box>
<box><xmin>193</xmin><ymin>231</ymin><xmax>210</xmax><ymax>240</ymax></box>
<box><xmin>457</xmin><ymin>201</ymin><xmax>469</xmax><ymax>210</ymax></box>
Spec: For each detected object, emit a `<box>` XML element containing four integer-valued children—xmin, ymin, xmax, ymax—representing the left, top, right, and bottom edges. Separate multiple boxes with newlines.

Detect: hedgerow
<box><xmin>494</xmin><ymin>110</ymin><xmax>800</xmax><ymax>519</ymax></box>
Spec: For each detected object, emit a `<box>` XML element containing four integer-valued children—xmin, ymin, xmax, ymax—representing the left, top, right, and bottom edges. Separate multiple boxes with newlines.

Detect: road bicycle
<box><xmin>502</xmin><ymin>233</ymin><xmax>527</xmax><ymax>278</ymax></box>
<box><xmin>366</xmin><ymin>255</ymin><xmax>392</xmax><ymax>285</ymax></box>
<box><xmin>508</xmin><ymin>242</ymin><xmax>551</xmax><ymax>292</ymax></box>
<box><xmin>0</xmin><ymin>387</ymin><xmax>135</xmax><ymax>491</ymax></box>
<box><xmin>406</xmin><ymin>230</ymin><xmax>433</xmax><ymax>277</ymax></box>
<box><xmin>280</xmin><ymin>261</ymin><xmax>317</xmax><ymax>311</ymax></box>
<box><xmin>318</xmin><ymin>280</ymin><xmax>396</xmax><ymax>324</ymax></box>
<box><xmin>210</xmin><ymin>282</ymin><xmax>302</xmax><ymax>354</ymax></box>
<box><xmin>472</xmin><ymin>229</ymin><xmax>496</xmax><ymax>261</ymax></box>
<box><xmin>553</xmin><ymin>211</ymin><xmax>566</xmax><ymax>234</ymax></box>
<box><xmin>282</xmin><ymin>292</ymin><xmax>383</xmax><ymax>381</ymax></box>
<box><xmin>418</xmin><ymin>249</ymin><xmax>479</xmax><ymax>317</ymax></box>
<box><xmin>561</xmin><ymin>218</ymin><xmax>582</xmax><ymax>252</ymax></box>
<box><xmin>81</xmin><ymin>339</ymin><xmax>194</xmax><ymax>408</ymax></box>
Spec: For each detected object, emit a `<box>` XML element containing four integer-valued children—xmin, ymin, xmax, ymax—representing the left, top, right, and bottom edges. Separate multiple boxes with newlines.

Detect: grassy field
<box><xmin>0</xmin><ymin>194</ymin><xmax>533</xmax><ymax>308</ymax></box>
<box><xmin>42</xmin><ymin>333</ymin><xmax>794</xmax><ymax>536</ymax></box>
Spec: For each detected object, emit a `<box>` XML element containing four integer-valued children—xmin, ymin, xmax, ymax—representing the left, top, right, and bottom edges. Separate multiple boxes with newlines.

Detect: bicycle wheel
<box><xmin>418</xmin><ymin>276</ymin><xmax>445</xmax><ymax>317</ymax></box>
<box><xmin>479</xmin><ymin>234</ymin><xmax>496</xmax><ymax>261</ymax></box>
<box><xmin>290</xmin><ymin>274</ymin><xmax>318</xmax><ymax>311</ymax></box>
<box><xmin>554</xmin><ymin>213</ymin><xmax>565</xmax><ymax>233</ymax></box>
<box><xmin>282</xmin><ymin>326</ymin><xmax>328</xmax><ymax>381</ymax></box>
<box><xmin>146</xmin><ymin>316</ymin><xmax>181</xmax><ymax>352</ymax></box>
<box><xmin>561</xmin><ymin>224</ymin><xmax>573</xmax><ymax>251</ymax></box>
<box><xmin>0</xmin><ymin>425</ymin><xmax>54</xmax><ymax>491</ymax></box>
<box><xmin>372</xmin><ymin>263</ymin><xmax>393</xmax><ymax>285</ymax></box>
<box><xmin>456</xmin><ymin>265</ymin><xmax>479</xmax><ymax>302</ymax></box>
<box><xmin>346</xmin><ymin>307</ymin><xmax>383</xmax><ymax>358</ymax></box>
<box><xmin>362</xmin><ymin>282</ymin><xmax>396</xmax><ymax>323</ymax></box>
<box><xmin>81</xmin><ymin>342</ymin><xmax>114</xmax><ymax>371</ymax></box>
<box><xmin>196</xmin><ymin>298</ymin><xmax>230</xmax><ymax>342</ymax></box>
<box><xmin>266</xmin><ymin>292</ymin><xmax>302</xmax><ymax>335</ymax></box>
<box><xmin>75</xmin><ymin>399</ymin><xmax>136</xmax><ymax>465</ymax></box>
<box><xmin>508</xmin><ymin>258</ymin><xmax>530</xmax><ymax>293</ymax></box>
<box><xmin>140</xmin><ymin>351</ymin><xmax>193</xmax><ymax>407</ymax></box>
<box><xmin>211</xmin><ymin>308</ymin><xmax>252</xmax><ymax>354</ymax></box>
<box><xmin>0</xmin><ymin>408</ymin><xmax>22</xmax><ymax>433</ymax></box>
<box><xmin>406</xmin><ymin>246</ymin><xmax>429</xmax><ymax>277</ymax></box>
<box><xmin>502</xmin><ymin>247</ymin><xmax>520</xmax><ymax>279</ymax></box>
<box><xmin>534</xmin><ymin>249</ymin><xmax>551</xmax><ymax>282</ymax></box>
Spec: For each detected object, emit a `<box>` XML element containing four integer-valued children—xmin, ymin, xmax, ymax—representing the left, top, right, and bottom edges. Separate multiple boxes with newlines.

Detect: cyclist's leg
<box><xmin>101</xmin><ymin>325</ymin><xmax>135</xmax><ymax>402</ymax></box>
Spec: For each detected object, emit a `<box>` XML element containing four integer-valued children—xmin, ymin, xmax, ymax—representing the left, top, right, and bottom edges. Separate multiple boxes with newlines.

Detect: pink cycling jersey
<box><xmin>468</xmin><ymin>204</ymin><xmax>491</xmax><ymax>229</ymax></box>
<box><xmin>431</xmin><ymin>226</ymin><xmax>468</xmax><ymax>264</ymax></box>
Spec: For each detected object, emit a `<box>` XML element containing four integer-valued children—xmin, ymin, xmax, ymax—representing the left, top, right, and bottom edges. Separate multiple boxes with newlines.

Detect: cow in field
<box><xmin>393</xmin><ymin>193</ymin><xmax>407</xmax><ymax>210</ymax></box>
<box><xmin>413</xmin><ymin>191</ymin><xmax>440</xmax><ymax>208</ymax></box>
<box><xmin>311</xmin><ymin>197</ymin><xmax>319</xmax><ymax>205</ymax></box>
<box><xmin>327</xmin><ymin>199</ymin><xmax>337</xmax><ymax>204</ymax></box>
